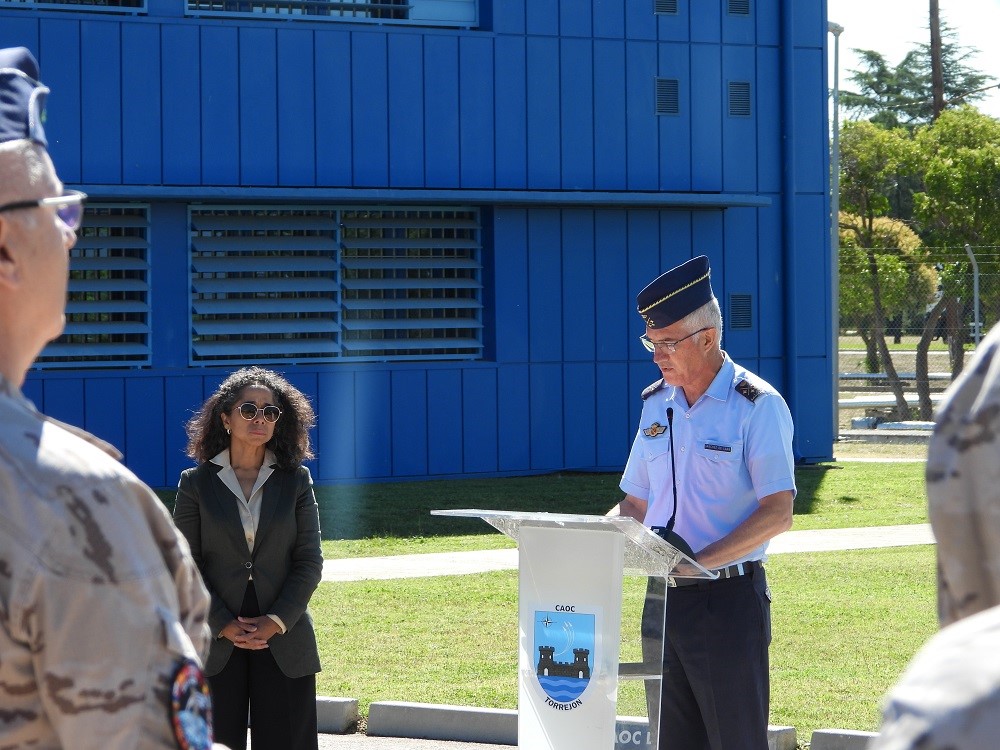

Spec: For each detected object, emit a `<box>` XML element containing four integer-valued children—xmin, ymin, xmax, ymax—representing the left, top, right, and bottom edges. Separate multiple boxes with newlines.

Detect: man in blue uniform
<box><xmin>608</xmin><ymin>255</ymin><xmax>796</xmax><ymax>750</ymax></box>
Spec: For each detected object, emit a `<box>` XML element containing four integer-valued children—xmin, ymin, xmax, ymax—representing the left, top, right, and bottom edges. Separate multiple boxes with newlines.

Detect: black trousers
<box><xmin>209</xmin><ymin>581</ymin><xmax>319</xmax><ymax>750</ymax></box>
<box><xmin>641</xmin><ymin>565</ymin><xmax>772</xmax><ymax>750</ymax></box>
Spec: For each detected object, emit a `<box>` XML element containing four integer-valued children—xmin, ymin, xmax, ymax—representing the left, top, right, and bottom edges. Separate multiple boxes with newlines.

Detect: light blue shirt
<box><xmin>620</xmin><ymin>353</ymin><xmax>796</xmax><ymax>563</ymax></box>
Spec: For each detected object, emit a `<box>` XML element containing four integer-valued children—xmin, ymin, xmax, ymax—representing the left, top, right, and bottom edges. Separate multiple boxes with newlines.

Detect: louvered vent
<box><xmin>729</xmin><ymin>294</ymin><xmax>753</xmax><ymax>329</ymax></box>
<box><xmin>189</xmin><ymin>206</ymin><xmax>483</xmax><ymax>365</ymax></box>
<box><xmin>654</xmin><ymin>0</ymin><xmax>678</xmax><ymax>14</ymax></box>
<box><xmin>728</xmin><ymin>81</ymin><xmax>752</xmax><ymax>117</ymax></box>
<box><xmin>727</xmin><ymin>0</ymin><xmax>750</xmax><ymax>15</ymax></box>
<box><xmin>35</xmin><ymin>204</ymin><xmax>151</xmax><ymax>368</ymax></box>
<box><xmin>655</xmin><ymin>78</ymin><xmax>680</xmax><ymax>115</ymax></box>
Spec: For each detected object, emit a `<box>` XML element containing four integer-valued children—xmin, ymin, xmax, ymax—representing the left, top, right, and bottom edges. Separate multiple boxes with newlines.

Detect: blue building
<box><xmin>0</xmin><ymin>0</ymin><xmax>833</xmax><ymax>488</ymax></box>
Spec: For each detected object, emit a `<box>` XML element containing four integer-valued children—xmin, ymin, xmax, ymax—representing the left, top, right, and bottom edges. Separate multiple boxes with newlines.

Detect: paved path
<box><xmin>321</xmin><ymin>523</ymin><xmax>935</xmax><ymax>583</ymax></box>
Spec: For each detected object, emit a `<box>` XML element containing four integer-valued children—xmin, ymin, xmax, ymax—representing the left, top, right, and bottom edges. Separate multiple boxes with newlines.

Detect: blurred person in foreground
<box><xmin>872</xmin><ymin>323</ymin><xmax>1000</xmax><ymax>749</ymax></box>
<box><xmin>173</xmin><ymin>366</ymin><xmax>323</xmax><ymax>750</ymax></box>
<box><xmin>0</xmin><ymin>47</ymin><xmax>217</xmax><ymax>749</ymax></box>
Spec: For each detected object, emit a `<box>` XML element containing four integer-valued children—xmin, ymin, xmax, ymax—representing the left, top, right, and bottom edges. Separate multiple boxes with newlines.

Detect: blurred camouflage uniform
<box><xmin>872</xmin><ymin>323</ymin><xmax>1000</xmax><ymax>749</ymax></box>
<box><xmin>0</xmin><ymin>376</ymin><xmax>212</xmax><ymax>748</ymax></box>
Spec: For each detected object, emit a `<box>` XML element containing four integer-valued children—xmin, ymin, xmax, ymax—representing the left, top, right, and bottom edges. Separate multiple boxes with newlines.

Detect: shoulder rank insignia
<box><xmin>641</xmin><ymin>379</ymin><xmax>665</xmax><ymax>400</ymax></box>
<box><xmin>643</xmin><ymin>422</ymin><xmax>667</xmax><ymax>437</ymax></box>
<box><xmin>735</xmin><ymin>380</ymin><xmax>760</xmax><ymax>403</ymax></box>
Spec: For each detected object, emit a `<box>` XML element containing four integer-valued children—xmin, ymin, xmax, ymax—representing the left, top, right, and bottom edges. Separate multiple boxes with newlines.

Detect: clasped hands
<box><xmin>221</xmin><ymin>616</ymin><xmax>280</xmax><ymax>650</ymax></box>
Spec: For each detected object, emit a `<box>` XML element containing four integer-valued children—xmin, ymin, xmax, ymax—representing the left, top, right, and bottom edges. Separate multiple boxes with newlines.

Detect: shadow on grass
<box><xmin>792</xmin><ymin>464</ymin><xmax>842</xmax><ymax>517</ymax></box>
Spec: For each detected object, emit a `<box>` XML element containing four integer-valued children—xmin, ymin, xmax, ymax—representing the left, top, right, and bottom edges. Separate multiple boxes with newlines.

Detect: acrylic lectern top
<box><xmin>431</xmin><ymin>508</ymin><xmax>716</xmax><ymax>580</ymax></box>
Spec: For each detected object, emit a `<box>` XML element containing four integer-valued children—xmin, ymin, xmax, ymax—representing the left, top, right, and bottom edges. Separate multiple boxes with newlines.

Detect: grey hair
<box><xmin>0</xmin><ymin>140</ymin><xmax>49</xmax><ymax>205</ymax></box>
<box><xmin>683</xmin><ymin>297</ymin><xmax>723</xmax><ymax>346</ymax></box>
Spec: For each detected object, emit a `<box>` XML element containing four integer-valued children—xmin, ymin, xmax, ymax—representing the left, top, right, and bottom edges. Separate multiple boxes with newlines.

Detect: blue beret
<box><xmin>636</xmin><ymin>255</ymin><xmax>715</xmax><ymax>329</ymax></box>
<box><xmin>0</xmin><ymin>47</ymin><xmax>48</xmax><ymax>147</ymax></box>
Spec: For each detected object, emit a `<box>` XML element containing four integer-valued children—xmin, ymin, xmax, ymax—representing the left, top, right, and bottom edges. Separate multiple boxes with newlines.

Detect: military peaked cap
<box><xmin>636</xmin><ymin>255</ymin><xmax>715</xmax><ymax>329</ymax></box>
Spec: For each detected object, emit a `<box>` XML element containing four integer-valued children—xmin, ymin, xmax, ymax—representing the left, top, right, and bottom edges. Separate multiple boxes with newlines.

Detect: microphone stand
<box><xmin>652</xmin><ymin>407</ymin><xmax>696</xmax><ymax>560</ymax></box>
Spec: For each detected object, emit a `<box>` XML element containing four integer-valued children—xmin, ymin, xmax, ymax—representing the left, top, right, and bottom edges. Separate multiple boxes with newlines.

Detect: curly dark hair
<box><xmin>185</xmin><ymin>366</ymin><xmax>315</xmax><ymax>470</ymax></box>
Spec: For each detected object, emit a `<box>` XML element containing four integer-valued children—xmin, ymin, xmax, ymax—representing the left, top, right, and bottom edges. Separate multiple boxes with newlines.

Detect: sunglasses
<box><xmin>237</xmin><ymin>402</ymin><xmax>282</xmax><ymax>423</ymax></box>
<box><xmin>0</xmin><ymin>189</ymin><xmax>88</xmax><ymax>231</ymax></box>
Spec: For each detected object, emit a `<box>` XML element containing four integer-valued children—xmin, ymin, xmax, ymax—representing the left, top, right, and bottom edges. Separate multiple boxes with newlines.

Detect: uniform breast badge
<box><xmin>170</xmin><ymin>659</ymin><xmax>213</xmax><ymax>750</ymax></box>
<box><xmin>643</xmin><ymin>422</ymin><xmax>667</xmax><ymax>437</ymax></box>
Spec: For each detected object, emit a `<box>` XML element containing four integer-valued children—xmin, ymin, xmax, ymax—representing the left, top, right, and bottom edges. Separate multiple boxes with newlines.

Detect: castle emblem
<box><xmin>532</xmin><ymin>609</ymin><xmax>596</xmax><ymax>708</ymax></box>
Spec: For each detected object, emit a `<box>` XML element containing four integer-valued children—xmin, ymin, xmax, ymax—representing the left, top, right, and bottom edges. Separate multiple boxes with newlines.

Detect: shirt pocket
<box><xmin>694</xmin><ymin>440</ymin><xmax>743</xmax><ymax>464</ymax></box>
<box><xmin>640</xmin><ymin>433</ymin><xmax>672</xmax><ymax>462</ymax></box>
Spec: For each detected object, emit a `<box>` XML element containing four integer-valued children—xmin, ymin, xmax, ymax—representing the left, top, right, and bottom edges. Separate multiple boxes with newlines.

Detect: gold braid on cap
<box><xmin>638</xmin><ymin>270</ymin><xmax>711</xmax><ymax>314</ymax></box>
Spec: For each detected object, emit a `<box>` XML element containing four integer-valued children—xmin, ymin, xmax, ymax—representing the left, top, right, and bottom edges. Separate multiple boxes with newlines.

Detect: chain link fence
<box><xmin>837</xmin><ymin>245</ymin><xmax>1000</xmax><ymax>432</ymax></box>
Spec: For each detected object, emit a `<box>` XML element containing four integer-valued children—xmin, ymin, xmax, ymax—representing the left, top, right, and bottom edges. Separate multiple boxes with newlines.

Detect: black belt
<box><xmin>669</xmin><ymin>560</ymin><xmax>760</xmax><ymax>587</ymax></box>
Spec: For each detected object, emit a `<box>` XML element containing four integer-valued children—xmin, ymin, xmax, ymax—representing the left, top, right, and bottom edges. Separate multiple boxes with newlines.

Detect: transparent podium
<box><xmin>430</xmin><ymin>509</ymin><xmax>716</xmax><ymax>750</ymax></box>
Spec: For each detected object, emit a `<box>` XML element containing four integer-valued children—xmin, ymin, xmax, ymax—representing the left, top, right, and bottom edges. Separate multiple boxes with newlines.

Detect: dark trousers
<box><xmin>641</xmin><ymin>565</ymin><xmax>772</xmax><ymax>750</ymax></box>
<box><xmin>210</xmin><ymin>581</ymin><xmax>319</xmax><ymax>750</ymax></box>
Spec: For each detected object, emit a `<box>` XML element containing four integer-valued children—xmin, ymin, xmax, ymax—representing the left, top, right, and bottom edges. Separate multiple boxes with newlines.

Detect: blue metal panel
<box><xmin>0</xmin><ymin>16</ymin><xmax>37</xmax><ymax>52</ymax></box>
<box><xmin>80</xmin><ymin>21</ymin><xmax>122</xmax><ymax>184</ymax></box>
<box><xmin>424</xmin><ymin>35</ymin><xmax>460</xmax><ymax>188</ymax></box>
<box><xmin>723</xmin><ymin>1</ymin><xmax>756</xmax><ymax>44</ymax></box>
<box><xmin>563</xmin><ymin>362</ymin><xmax>596</xmax><ymax>468</ymax></box>
<box><xmin>722</xmin><ymin>45</ymin><xmax>757</xmax><ymax>192</ymax></box>
<box><xmin>240</xmin><ymin>28</ymin><xmax>278</xmax><ymax>186</ymax></box>
<box><xmin>527</xmin><ymin>209</ymin><xmax>562</xmax><ymax>362</ymax></box>
<box><xmin>793</xmin><ymin>0</ymin><xmax>825</xmax><ymax>48</ymax></box>
<box><xmin>317</xmin><ymin>370</ymin><xmax>356</xmax><ymax>480</ymax></box>
<box><xmin>497</xmin><ymin>364</ymin><xmax>530</xmax><ymax>471</ymax></box>
<box><xmin>793</xmin><ymin>48</ymin><xmax>826</xmax><ymax>194</ymax></box>
<box><xmin>352</xmin><ymin>32</ymin><xmax>389</xmax><ymax>187</ymax></box>
<box><xmin>161</xmin><ymin>26</ymin><xmax>200</xmax><ymax>185</ymax></box>
<box><xmin>388</xmin><ymin>34</ymin><xmax>424</xmax><ymax>187</ymax></box>
<box><xmin>148</xmin><ymin>203</ymin><xmax>189</xmax><ymax>369</ymax></box>
<box><xmin>391</xmin><ymin>370</ymin><xmax>428</xmax><ymax>476</ymax></box>
<box><xmin>40</xmin><ymin>21</ymin><xmax>81</xmax><ymax>182</ymax></box>
<box><xmin>526</xmin><ymin>37</ymin><xmax>560</xmax><ymax>189</ymax></box>
<box><xmin>561</xmin><ymin>209</ymin><xmax>595</xmax><ymax>361</ymax></box>
<box><xmin>625</xmin><ymin>0</ymin><xmax>655</xmax><ymax>41</ymax></box>
<box><xmin>277</xmin><ymin>29</ymin><xmax>316</xmax><ymax>186</ymax></box>
<box><xmin>593</xmin><ymin>40</ymin><xmax>626</xmax><ymax>189</ymax></box>
<box><xmin>757</xmin><ymin>201</ymin><xmax>784</xmax><ymax>359</ymax></box>
<box><xmin>757</xmin><ymin>0</ymin><xmax>780</xmax><ymax>46</ymax></box>
<box><xmin>659</xmin><ymin>211</ymin><xmax>692</xmax><ymax>270</ymax></box>
<box><xmin>44</xmin><ymin>378</ymin><xmax>84</xmax><ymax>429</ymax></box>
<box><xmin>493</xmin><ymin>0</ymin><xmax>525</xmax><ymax>34</ymax></box>
<box><xmin>529</xmin><ymin>363</ymin><xmax>563</xmax><ymax>469</ymax></box>
<box><xmin>526</xmin><ymin>0</ymin><xmax>558</xmax><ymax>36</ymax></box>
<box><xmin>722</xmin><ymin>207</ymin><xmax>758</xmax><ymax>359</ymax></box>
<box><xmin>459</xmin><ymin>36</ymin><xmax>494</xmax><ymax>188</ymax></box>
<box><xmin>596</xmin><ymin>362</ymin><xmax>630</xmax><ymax>468</ymax></box>
<box><xmin>354</xmin><ymin>371</ymin><xmax>391</xmax><ymax>478</ymax></box>
<box><xmin>493</xmin><ymin>208</ymin><xmax>529</xmax><ymax>362</ymax></box>
<box><xmin>690</xmin><ymin>0</ymin><xmax>721</xmax><ymax>43</ymax></box>
<box><xmin>594</xmin><ymin>210</ymin><xmax>629</xmax><ymax>361</ymax></box>
<box><xmin>756</xmin><ymin>47</ymin><xmax>781</xmax><ymax>194</ymax></box>
<box><xmin>793</xmin><ymin>194</ymin><xmax>829</xmax><ymax>357</ymax></box>
<box><xmin>690</xmin><ymin>44</ymin><xmax>722</xmax><ymax>191</ymax></box>
<box><xmin>201</xmin><ymin>27</ymin><xmax>239</xmax><ymax>185</ymax></box>
<box><xmin>22</xmin><ymin>378</ymin><xmax>43</xmax><ymax>411</ymax></box>
<box><xmin>282</xmin><ymin>371</ymin><xmax>320</xmax><ymax>469</ymax></box>
<box><xmin>625</xmin><ymin>41</ymin><xmax>657</xmax><ymax>190</ymax></box>
<box><xmin>626</xmin><ymin>210</ymin><xmax>661</xmax><ymax>338</ymax></box>
<box><xmin>162</xmin><ymin>377</ymin><xmax>201</xmax><ymax>486</ymax></box>
<box><xmin>494</xmin><ymin>36</ymin><xmax>526</xmax><ymax>188</ymax></box>
<box><xmin>125</xmin><ymin>378</ymin><xmax>166</xmax><ymax>488</ymax></box>
<box><xmin>627</xmin><ymin>360</ymin><xmax>657</xmax><ymax>437</ymax></box>
<box><xmin>84</xmin><ymin>378</ymin><xmax>125</xmax><ymax>452</ymax></box>
<box><xmin>559</xmin><ymin>38</ymin><xmax>594</xmax><ymax>190</ymax></box>
<box><xmin>593</xmin><ymin>0</ymin><xmax>624</xmax><ymax>38</ymax></box>
<box><xmin>560</xmin><ymin>0</ymin><xmax>591</xmax><ymax>38</ymax></box>
<box><xmin>692</xmin><ymin>211</ymin><xmax>725</xmax><ymax>289</ymax></box>
<box><xmin>315</xmin><ymin>31</ymin><xmax>353</xmax><ymax>186</ymax></box>
<box><xmin>122</xmin><ymin>24</ymin><xmax>161</xmax><ymax>184</ymax></box>
<box><xmin>656</xmin><ymin>1</ymin><xmax>687</xmax><ymax>43</ymax></box>
<box><xmin>658</xmin><ymin>42</ymin><xmax>691</xmax><ymax>191</ymax></box>
<box><xmin>794</xmin><ymin>356</ymin><xmax>834</xmax><ymax>462</ymax></box>
<box><xmin>462</xmin><ymin>369</ymin><xmax>498</xmax><ymax>473</ymax></box>
<box><xmin>427</xmin><ymin>370</ymin><xmax>463</xmax><ymax>475</ymax></box>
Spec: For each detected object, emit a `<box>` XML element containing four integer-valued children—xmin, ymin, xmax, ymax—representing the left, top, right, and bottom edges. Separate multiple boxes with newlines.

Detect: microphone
<box><xmin>652</xmin><ymin>407</ymin><xmax>696</xmax><ymax>560</ymax></box>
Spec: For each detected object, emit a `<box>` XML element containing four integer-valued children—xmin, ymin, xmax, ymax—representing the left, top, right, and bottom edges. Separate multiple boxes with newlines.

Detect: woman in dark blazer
<box><xmin>173</xmin><ymin>367</ymin><xmax>323</xmax><ymax>750</ymax></box>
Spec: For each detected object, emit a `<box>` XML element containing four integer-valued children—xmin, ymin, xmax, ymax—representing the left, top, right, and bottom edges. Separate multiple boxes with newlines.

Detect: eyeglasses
<box><xmin>640</xmin><ymin>327</ymin><xmax>711</xmax><ymax>354</ymax></box>
<box><xmin>0</xmin><ymin>189</ymin><xmax>87</xmax><ymax>231</ymax></box>
<box><xmin>237</xmin><ymin>402</ymin><xmax>282</xmax><ymax>423</ymax></box>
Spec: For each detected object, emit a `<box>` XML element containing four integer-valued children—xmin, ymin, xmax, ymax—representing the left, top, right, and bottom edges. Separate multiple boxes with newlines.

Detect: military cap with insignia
<box><xmin>0</xmin><ymin>47</ymin><xmax>48</xmax><ymax>147</ymax></box>
<box><xmin>636</xmin><ymin>255</ymin><xmax>715</xmax><ymax>329</ymax></box>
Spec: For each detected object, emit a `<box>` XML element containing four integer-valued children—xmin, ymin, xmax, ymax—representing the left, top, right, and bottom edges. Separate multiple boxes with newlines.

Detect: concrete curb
<box><xmin>359</xmin><ymin>701</ymin><xmax>803</xmax><ymax>749</ymax></box>
<box><xmin>317</xmin><ymin>697</ymin><xmax>360</xmax><ymax>734</ymax></box>
<box><xmin>810</xmin><ymin>728</ymin><xmax>879</xmax><ymax>750</ymax></box>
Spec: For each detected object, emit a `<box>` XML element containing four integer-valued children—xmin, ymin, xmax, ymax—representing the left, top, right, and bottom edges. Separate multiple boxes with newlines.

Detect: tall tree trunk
<box><xmin>946</xmin><ymin>297</ymin><xmax>965</xmax><ymax>376</ymax></box>
<box><xmin>859</xmin><ymin>328</ymin><xmax>879</xmax><ymax>373</ymax></box>
<box><xmin>865</xmin><ymin>248</ymin><xmax>910</xmax><ymax>420</ymax></box>
<box><xmin>930</xmin><ymin>0</ymin><xmax>945</xmax><ymax>118</ymax></box>
<box><xmin>916</xmin><ymin>295</ymin><xmax>947</xmax><ymax>420</ymax></box>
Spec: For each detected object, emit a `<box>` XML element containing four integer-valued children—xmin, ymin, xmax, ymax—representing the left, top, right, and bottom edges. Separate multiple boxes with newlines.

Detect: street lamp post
<box><xmin>829</xmin><ymin>21</ymin><xmax>844</xmax><ymax>444</ymax></box>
